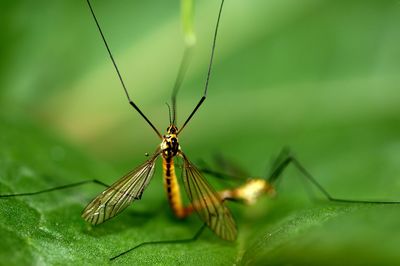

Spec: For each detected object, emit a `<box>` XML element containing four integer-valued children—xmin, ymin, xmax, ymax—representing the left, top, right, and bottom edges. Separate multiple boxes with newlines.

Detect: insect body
<box><xmin>219</xmin><ymin>178</ymin><xmax>276</xmax><ymax>205</ymax></box>
<box><xmin>161</xmin><ymin>126</ymin><xmax>185</xmax><ymax>218</ymax></box>
<box><xmin>82</xmin><ymin>122</ymin><xmax>236</xmax><ymax>241</ymax></box>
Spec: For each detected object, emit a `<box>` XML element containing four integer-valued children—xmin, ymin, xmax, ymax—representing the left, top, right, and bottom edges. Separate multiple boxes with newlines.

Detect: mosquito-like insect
<box><xmin>81</xmin><ymin>0</ymin><xmax>236</xmax><ymax>240</ymax></box>
<box><xmin>0</xmin><ymin>0</ymin><xmax>235</xmax><ymax>261</ymax></box>
<box><xmin>199</xmin><ymin>148</ymin><xmax>400</xmax><ymax>207</ymax></box>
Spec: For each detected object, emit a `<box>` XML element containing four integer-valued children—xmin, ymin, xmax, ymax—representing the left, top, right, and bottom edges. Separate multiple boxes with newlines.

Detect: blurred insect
<box><xmin>0</xmin><ymin>0</ymin><xmax>235</xmax><ymax>261</ymax></box>
<box><xmin>199</xmin><ymin>148</ymin><xmax>400</xmax><ymax>207</ymax></box>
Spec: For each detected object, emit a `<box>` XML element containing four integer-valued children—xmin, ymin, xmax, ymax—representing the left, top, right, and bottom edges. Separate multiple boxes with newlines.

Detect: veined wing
<box><xmin>181</xmin><ymin>153</ymin><xmax>237</xmax><ymax>241</ymax></box>
<box><xmin>82</xmin><ymin>151</ymin><xmax>160</xmax><ymax>225</ymax></box>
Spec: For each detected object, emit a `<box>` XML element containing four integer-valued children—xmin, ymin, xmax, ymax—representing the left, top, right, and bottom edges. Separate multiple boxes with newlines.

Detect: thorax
<box><xmin>160</xmin><ymin>133</ymin><xmax>180</xmax><ymax>160</ymax></box>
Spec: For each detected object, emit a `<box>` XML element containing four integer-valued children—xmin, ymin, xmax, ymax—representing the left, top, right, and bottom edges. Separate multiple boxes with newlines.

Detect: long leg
<box><xmin>178</xmin><ymin>0</ymin><xmax>225</xmax><ymax>135</ymax></box>
<box><xmin>197</xmin><ymin>159</ymin><xmax>245</xmax><ymax>182</ymax></box>
<box><xmin>267</xmin><ymin>148</ymin><xmax>318</xmax><ymax>200</ymax></box>
<box><xmin>269</xmin><ymin>149</ymin><xmax>400</xmax><ymax>204</ymax></box>
<box><xmin>0</xmin><ymin>179</ymin><xmax>109</xmax><ymax>198</ymax></box>
<box><xmin>110</xmin><ymin>223</ymin><xmax>206</xmax><ymax>261</ymax></box>
<box><xmin>86</xmin><ymin>0</ymin><xmax>162</xmax><ymax>139</ymax></box>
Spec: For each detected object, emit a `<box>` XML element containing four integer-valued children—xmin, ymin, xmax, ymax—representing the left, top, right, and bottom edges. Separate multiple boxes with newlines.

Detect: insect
<box><xmin>1</xmin><ymin>0</ymin><xmax>235</xmax><ymax>261</ymax></box>
<box><xmin>199</xmin><ymin>148</ymin><xmax>400</xmax><ymax>206</ymax></box>
<box><xmin>84</xmin><ymin>0</ymin><xmax>237</xmax><ymax>240</ymax></box>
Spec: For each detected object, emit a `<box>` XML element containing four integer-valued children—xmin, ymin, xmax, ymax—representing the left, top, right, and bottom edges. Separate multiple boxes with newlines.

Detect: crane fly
<box><xmin>199</xmin><ymin>148</ymin><xmax>400</xmax><ymax>206</ymax></box>
<box><xmin>0</xmin><ymin>0</ymin><xmax>236</xmax><ymax>260</ymax></box>
<box><xmin>83</xmin><ymin>0</ymin><xmax>237</xmax><ymax>241</ymax></box>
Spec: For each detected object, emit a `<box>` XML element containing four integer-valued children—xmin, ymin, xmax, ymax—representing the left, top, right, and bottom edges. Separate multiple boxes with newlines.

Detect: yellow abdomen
<box><xmin>162</xmin><ymin>157</ymin><xmax>186</xmax><ymax>218</ymax></box>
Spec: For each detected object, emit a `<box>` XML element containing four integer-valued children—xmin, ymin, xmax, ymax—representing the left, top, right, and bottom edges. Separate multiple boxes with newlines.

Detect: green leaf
<box><xmin>240</xmin><ymin>204</ymin><xmax>400</xmax><ymax>265</ymax></box>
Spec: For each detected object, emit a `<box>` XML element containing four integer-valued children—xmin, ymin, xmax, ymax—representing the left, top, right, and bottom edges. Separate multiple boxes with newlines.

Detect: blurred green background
<box><xmin>1</xmin><ymin>0</ymin><xmax>400</xmax><ymax>265</ymax></box>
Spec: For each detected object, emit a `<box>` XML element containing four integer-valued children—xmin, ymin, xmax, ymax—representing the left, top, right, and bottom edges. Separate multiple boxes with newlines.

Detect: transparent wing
<box><xmin>181</xmin><ymin>153</ymin><xmax>237</xmax><ymax>241</ymax></box>
<box><xmin>214</xmin><ymin>154</ymin><xmax>250</xmax><ymax>179</ymax></box>
<box><xmin>82</xmin><ymin>152</ymin><xmax>160</xmax><ymax>225</ymax></box>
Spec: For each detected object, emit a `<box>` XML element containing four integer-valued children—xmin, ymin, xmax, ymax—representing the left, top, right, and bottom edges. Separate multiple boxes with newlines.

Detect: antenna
<box><xmin>166</xmin><ymin>102</ymin><xmax>172</xmax><ymax>125</ymax></box>
<box><xmin>86</xmin><ymin>0</ymin><xmax>162</xmax><ymax>139</ymax></box>
<box><xmin>178</xmin><ymin>0</ymin><xmax>225</xmax><ymax>135</ymax></box>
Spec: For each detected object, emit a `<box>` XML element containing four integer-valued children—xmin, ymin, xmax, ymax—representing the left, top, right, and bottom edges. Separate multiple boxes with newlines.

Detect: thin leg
<box><xmin>197</xmin><ymin>158</ymin><xmax>245</xmax><ymax>182</ymax></box>
<box><xmin>267</xmin><ymin>148</ymin><xmax>317</xmax><ymax>200</ymax></box>
<box><xmin>86</xmin><ymin>0</ymin><xmax>162</xmax><ymax>139</ymax></box>
<box><xmin>109</xmin><ymin>223</ymin><xmax>206</xmax><ymax>261</ymax></box>
<box><xmin>200</xmin><ymin>167</ymin><xmax>244</xmax><ymax>181</ymax></box>
<box><xmin>0</xmin><ymin>179</ymin><xmax>109</xmax><ymax>198</ymax></box>
<box><xmin>214</xmin><ymin>154</ymin><xmax>251</xmax><ymax>179</ymax></box>
<box><xmin>268</xmin><ymin>149</ymin><xmax>400</xmax><ymax>204</ymax></box>
<box><xmin>178</xmin><ymin>0</ymin><xmax>225</xmax><ymax>135</ymax></box>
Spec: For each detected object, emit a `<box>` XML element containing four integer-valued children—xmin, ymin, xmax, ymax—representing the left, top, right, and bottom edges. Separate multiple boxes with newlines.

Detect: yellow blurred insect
<box><xmin>200</xmin><ymin>148</ymin><xmax>400</xmax><ymax>210</ymax></box>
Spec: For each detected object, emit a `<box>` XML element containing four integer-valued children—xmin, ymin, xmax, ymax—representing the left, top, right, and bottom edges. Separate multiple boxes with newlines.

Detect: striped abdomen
<box><xmin>162</xmin><ymin>157</ymin><xmax>186</xmax><ymax>218</ymax></box>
